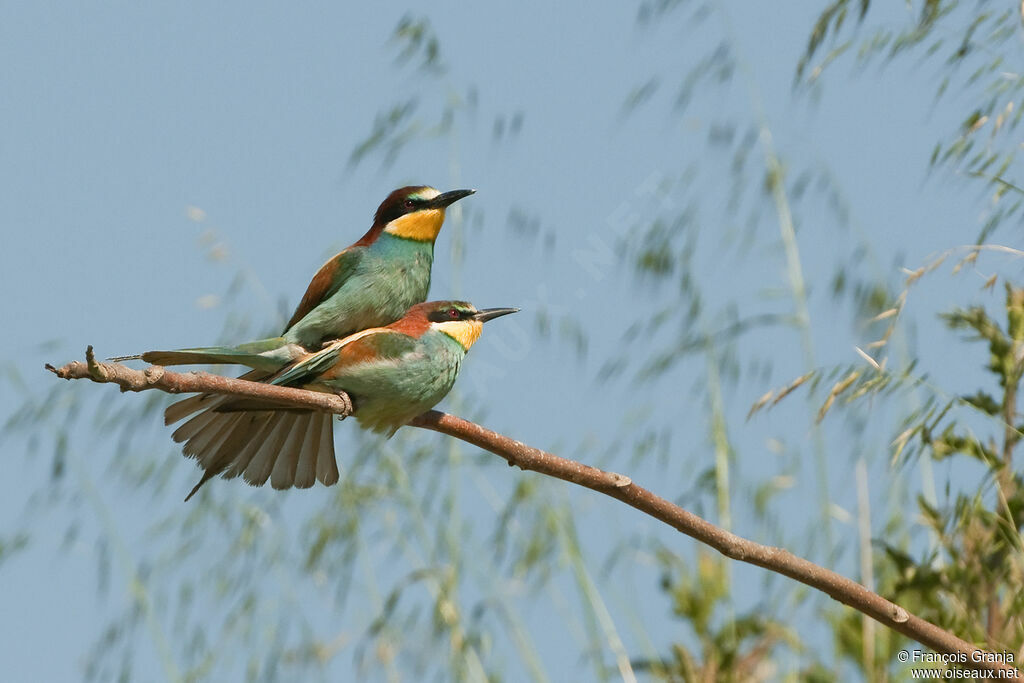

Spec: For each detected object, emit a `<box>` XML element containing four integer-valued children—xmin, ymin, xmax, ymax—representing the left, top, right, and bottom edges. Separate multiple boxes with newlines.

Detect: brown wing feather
<box><xmin>284</xmin><ymin>248</ymin><xmax>353</xmax><ymax>331</ymax></box>
<box><xmin>312</xmin><ymin>306</ymin><xmax>430</xmax><ymax>369</ymax></box>
<box><xmin>322</xmin><ymin>326</ymin><xmax>423</xmax><ymax>371</ymax></box>
<box><xmin>331</xmin><ymin>334</ymin><xmax>397</xmax><ymax>366</ymax></box>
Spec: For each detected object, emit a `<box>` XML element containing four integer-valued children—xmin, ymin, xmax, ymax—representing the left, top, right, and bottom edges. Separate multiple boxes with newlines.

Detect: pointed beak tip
<box><xmin>436</xmin><ymin>188</ymin><xmax>476</xmax><ymax>208</ymax></box>
<box><xmin>476</xmin><ymin>307</ymin><xmax>520</xmax><ymax>322</ymax></box>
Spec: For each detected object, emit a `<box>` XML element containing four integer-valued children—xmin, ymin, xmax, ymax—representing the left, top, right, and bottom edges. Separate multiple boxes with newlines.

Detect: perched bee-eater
<box><xmin>167</xmin><ymin>301</ymin><xmax>518</xmax><ymax>500</ymax></box>
<box><xmin>113</xmin><ymin>186</ymin><xmax>475</xmax><ymax>371</ymax></box>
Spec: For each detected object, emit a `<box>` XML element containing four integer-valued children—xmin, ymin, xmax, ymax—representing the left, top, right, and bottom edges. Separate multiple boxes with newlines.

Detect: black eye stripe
<box><xmin>427</xmin><ymin>307</ymin><xmax>473</xmax><ymax>323</ymax></box>
<box><xmin>378</xmin><ymin>196</ymin><xmax>422</xmax><ymax>224</ymax></box>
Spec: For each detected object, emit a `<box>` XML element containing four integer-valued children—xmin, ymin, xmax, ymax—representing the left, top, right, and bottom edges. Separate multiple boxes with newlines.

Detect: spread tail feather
<box><xmin>164</xmin><ymin>369</ymin><xmax>269</xmax><ymax>426</ymax></box>
<box><xmin>170</xmin><ymin>396</ymin><xmax>338</xmax><ymax>501</ymax></box>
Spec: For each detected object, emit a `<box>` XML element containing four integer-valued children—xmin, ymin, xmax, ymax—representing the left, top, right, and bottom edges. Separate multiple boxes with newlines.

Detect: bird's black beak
<box><xmin>474</xmin><ymin>307</ymin><xmax>519</xmax><ymax>323</ymax></box>
<box><xmin>432</xmin><ymin>188</ymin><xmax>476</xmax><ymax>208</ymax></box>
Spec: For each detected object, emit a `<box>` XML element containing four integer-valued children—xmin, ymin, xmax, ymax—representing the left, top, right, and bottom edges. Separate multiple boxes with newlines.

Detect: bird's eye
<box><xmin>403</xmin><ymin>199</ymin><xmax>415</xmax><ymax>209</ymax></box>
<box><xmin>448</xmin><ymin>308</ymin><xmax>460</xmax><ymax>319</ymax></box>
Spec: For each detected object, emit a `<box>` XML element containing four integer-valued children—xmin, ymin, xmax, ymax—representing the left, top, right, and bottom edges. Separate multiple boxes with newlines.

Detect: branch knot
<box><xmin>85</xmin><ymin>345</ymin><xmax>108</xmax><ymax>381</ymax></box>
<box><xmin>144</xmin><ymin>366</ymin><xmax>165</xmax><ymax>384</ymax></box>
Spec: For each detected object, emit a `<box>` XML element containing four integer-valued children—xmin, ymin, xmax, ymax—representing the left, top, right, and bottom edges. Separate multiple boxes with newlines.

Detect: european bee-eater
<box><xmin>113</xmin><ymin>186</ymin><xmax>475</xmax><ymax>371</ymax></box>
<box><xmin>167</xmin><ymin>301</ymin><xmax>518</xmax><ymax>500</ymax></box>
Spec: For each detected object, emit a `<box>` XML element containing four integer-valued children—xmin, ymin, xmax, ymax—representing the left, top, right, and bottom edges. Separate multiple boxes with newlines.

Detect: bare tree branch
<box><xmin>46</xmin><ymin>346</ymin><xmax>353</xmax><ymax>416</ymax></box>
<box><xmin>47</xmin><ymin>349</ymin><xmax>1020</xmax><ymax>678</ymax></box>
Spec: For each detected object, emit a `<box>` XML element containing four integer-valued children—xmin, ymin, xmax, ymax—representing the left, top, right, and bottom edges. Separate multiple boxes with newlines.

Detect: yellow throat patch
<box><xmin>384</xmin><ymin>208</ymin><xmax>446</xmax><ymax>242</ymax></box>
<box><xmin>435</xmin><ymin>320</ymin><xmax>483</xmax><ymax>351</ymax></box>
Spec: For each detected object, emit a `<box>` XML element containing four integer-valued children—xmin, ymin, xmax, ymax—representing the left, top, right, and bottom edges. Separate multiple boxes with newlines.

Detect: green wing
<box><xmin>283</xmin><ymin>247</ymin><xmax>364</xmax><ymax>332</ymax></box>
<box><xmin>271</xmin><ymin>345</ymin><xmax>343</xmax><ymax>387</ymax></box>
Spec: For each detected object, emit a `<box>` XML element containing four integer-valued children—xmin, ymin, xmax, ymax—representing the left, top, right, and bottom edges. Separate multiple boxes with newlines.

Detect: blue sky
<box><xmin>3</xmin><ymin>2</ymin><xmax>1020</xmax><ymax>680</ymax></box>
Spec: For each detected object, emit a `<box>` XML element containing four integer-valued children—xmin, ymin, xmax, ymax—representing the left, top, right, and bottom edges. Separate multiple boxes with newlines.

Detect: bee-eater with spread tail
<box><xmin>167</xmin><ymin>301</ymin><xmax>518</xmax><ymax>500</ymax></box>
<box><xmin>113</xmin><ymin>186</ymin><xmax>475</xmax><ymax>371</ymax></box>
